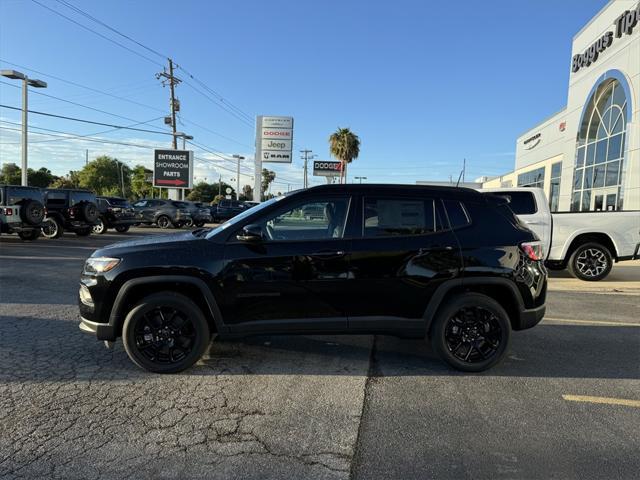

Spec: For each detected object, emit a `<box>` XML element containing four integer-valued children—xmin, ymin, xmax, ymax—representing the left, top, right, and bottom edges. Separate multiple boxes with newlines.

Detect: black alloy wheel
<box><xmin>430</xmin><ymin>293</ymin><xmax>511</xmax><ymax>372</ymax></box>
<box><xmin>184</xmin><ymin>217</ymin><xmax>194</xmax><ymax>228</ymax></box>
<box><xmin>156</xmin><ymin>215</ymin><xmax>171</xmax><ymax>229</ymax></box>
<box><xmin>122</xmin><ymin>292</ymin><xmax>210</xmax><ymax>373</ymax></box>
<box><xmin>115</xmin><ymin>225</ymin><xmax>130</xmax><ymax>233</ymax></box>
<box><xmin>568</xmin><ymin>242</ymin><xmax>613</xmax><ymax>281</ymax></box>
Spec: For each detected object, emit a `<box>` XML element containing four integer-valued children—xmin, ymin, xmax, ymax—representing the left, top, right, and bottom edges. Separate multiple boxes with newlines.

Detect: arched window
<box><xmin>572</xmin><ymin>72</ymin><xmax>629</xmax><ymax>212</ymax></box>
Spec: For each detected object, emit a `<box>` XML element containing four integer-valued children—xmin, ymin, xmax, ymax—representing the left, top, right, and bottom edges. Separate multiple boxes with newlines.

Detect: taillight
<box><xmin>4</xmin><ymin>208</ymin><xmax>13</xmax><ymax>216</ymax></box>
<box><xmin>520</xmin><ymin>241</ymin><xmax>544</xmax><ymax>261</ymax></box>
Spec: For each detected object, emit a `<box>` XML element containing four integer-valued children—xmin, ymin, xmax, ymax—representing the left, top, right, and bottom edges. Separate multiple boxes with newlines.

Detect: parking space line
<box><xmin>0</xmin><ymin>255</ymin><xmax>85</xmax><ymax>260</ymax></box>
<box><xmin>544</xmin><ymin>317</ymin><xmax>640</xmax><ymax>327</ymax></box>
<box><xmin>562</xmin><ymin>395</ymin><xmax>640</xmax><ymax>408</ymax></box>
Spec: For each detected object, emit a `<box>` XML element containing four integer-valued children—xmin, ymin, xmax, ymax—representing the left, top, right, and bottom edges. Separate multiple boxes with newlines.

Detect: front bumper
<box><xmin>79</xmin><ymin>316</ymin><xmax>115</xmax><ymax>340</ymax></box>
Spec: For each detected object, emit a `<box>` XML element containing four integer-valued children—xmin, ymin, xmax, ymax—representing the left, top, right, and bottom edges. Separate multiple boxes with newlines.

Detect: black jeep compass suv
<box><xmin>79</xmin><ymin>184</ymin><xmax>546</xmax><ymax>373</ymax></box>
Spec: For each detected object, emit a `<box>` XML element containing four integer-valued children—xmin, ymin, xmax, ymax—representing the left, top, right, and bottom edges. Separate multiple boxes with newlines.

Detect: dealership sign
<box><xmin>313</xmin><ymin>160</ymin><xmax>342</xmax><ymax>177</ymax></box>
<box><xmin>153</xmin><ymin>149</ymin><xmax>193</xmax><ymax>188</ymax></box>
<box><xmin>572</xmin><ymin>2</ymin><xmax>639</xmax><ymax>73</ymax></box>
<box><xmin>523</xmin><ymin>132</ymin><xmax>541</xmax><ymax>150</ymax></box>
<box><xmin>255</xmin><ymin>115</ymin><xmax>294</xmax><ymax>164</ymax></box>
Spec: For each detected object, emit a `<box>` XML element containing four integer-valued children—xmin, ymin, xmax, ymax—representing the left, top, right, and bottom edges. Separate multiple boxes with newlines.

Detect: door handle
<box><xmin>310</xmin><ymin>250</ymin><xmax>346</xmax><ymax>258</ymax></box>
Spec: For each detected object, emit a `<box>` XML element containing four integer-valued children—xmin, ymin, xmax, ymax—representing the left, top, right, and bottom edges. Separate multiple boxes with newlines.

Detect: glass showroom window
<box><xmin>549</xmin><ymin>162</ymin><xmax>562</xmax><ymax>212</ymax></box>
<box><xmin>572</xmin><ymin>76</ymin><xmax>628</xmax><ymax>211</ymax></box>
<box><xmin>517</xmin><ymin>167</ymin><xmax>545</xmax><ymax>188</ymax></box>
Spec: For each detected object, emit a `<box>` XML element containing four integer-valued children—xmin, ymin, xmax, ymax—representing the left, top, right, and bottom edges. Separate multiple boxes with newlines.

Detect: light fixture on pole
<box><xmin>0</xmin><ymin>70</ymin><xmax>47</xmax><ymax>186</ymax></box>
<box><xmin>354</xmin><ymin>176</ymin><xmax>367</xmax><ymax>184</ymax></box>
<box><xmin>175</xmin><ymin>132</ymin><xmax>193</xmax><ymax>150</ymax></box>
<box><xmin>232</xmin><ymin>155</ymin><xmax>245</xmax><ymax>200</ymax></box>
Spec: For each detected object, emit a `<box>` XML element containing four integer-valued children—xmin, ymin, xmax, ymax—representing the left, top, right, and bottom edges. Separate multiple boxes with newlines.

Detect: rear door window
<box><xmin>363</xmin><ymin>197</ymin><xmax>437</xmax><ymax>237</ymax></box>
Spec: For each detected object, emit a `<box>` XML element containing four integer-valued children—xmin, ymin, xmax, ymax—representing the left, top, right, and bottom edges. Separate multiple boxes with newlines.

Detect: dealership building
<box><xmin>483</xmin><ymin>0</ymin><xmax>639</xmax><ymax>212</ymax></box>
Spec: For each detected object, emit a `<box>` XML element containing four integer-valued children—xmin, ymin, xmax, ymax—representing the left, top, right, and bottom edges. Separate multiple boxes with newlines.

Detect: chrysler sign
<box><xmin>255</xmin><ymin>115</ymin><xmax>294</xmax><ymax>164</ymax></box>
<box><xmin>313</xmin><ymin>161</ymin><xmax>342</xmax><ymax>177</ymax></box>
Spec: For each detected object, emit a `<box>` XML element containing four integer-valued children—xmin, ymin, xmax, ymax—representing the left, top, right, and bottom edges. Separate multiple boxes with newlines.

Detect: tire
<box><xmin>80</xmin><ymin>202</ymin><xmax>99</xmax><ymax>223</ymax></box>
<box><xmin>156</xmin><ymin>215</ymin><xmax>171</xmax><ymax>229</ymax></box>
<box><xmin>172</xmin><ymin>222</ymin><xmax>183</xmax><ymax>229</ymax></box>
<box><xmin>184</xmin><ymin>218</ymin><xmax>194</xmax><ymax>228</ymax></box>
<box><xmin>41</xmin><ymin>217</ymin><xmax>63</xmax><ymax>239</ymax></box>
<box><xmin>18</xmin><ymin>229</ymin><xmax>40</xmax><ymax>241</ymax></box>
<box><xmin>19</xmin><ymin>200</ymin><xmax>45</xmax><ymax>225</ymax></box>
<box><xmin>92</xmin><ymin>218</ymin><xmax>107</xmax><ymax>234</ymax></box>
<box><xmin>194</xmin><ymin>221</ymin><xmax>205</xmax><ymax>228</ymax></box>
<box><xmin>115</xmin><ymin>225</ymin><xmax>130</xmax><ymax>233</ymax></box>
<box><xmin>75</xmin><ymin>227</ymin><xmax>92</xmax><ymax>237</ymax></box>
<box><xmin>430</xmin><ymin>293</ymin><xmax>511</xmax><ymax>372</ymax></box>
<box><xmin>567</xmin><ymin>242</ymin><xmax>613</xmax><ymax>281</ymax></box>
<box><xmin>122</xmin><ymin>292</ymin><xmax>210</xmax><ymax>374</ymax></box>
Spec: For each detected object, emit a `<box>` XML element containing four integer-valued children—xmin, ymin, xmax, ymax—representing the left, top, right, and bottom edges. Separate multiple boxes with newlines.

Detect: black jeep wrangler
<box><xmin>93</xmin><ymin>197</ymin><xmax>137</xmax><ymax>234</ymax></box>
<box><xmin>79</xmin><ymin>184</ymin><xmax>547</xmax><ymax>374</ymax></box>
<box><xmin>0</xmin><ymin>184</ymin><xmax>46</xmax><ymax>241</ymax></box>
<box><xmin>42</xmin><ymin>189</ymin><xmax>99</xmax><ymax>239</ymax></box>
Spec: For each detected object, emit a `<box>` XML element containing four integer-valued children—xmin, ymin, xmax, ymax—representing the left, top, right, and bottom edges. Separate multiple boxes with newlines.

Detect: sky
<box><xmin>0</xmin><ymin>0</ymin><xmax>608</xmax><ymax>191</ymax></box>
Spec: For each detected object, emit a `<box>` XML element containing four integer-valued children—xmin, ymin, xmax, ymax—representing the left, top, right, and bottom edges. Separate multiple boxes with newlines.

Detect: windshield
<box><xmin>206</xmin><ymin>196</ymin><xmax>284</xmax><ymax>239</ymax></box>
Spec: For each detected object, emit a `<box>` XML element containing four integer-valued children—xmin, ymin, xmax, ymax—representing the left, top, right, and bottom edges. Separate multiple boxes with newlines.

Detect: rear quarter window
<box><xmin>493</xmin><ymin>191</ymin><xmax>537</xmax><ymax>215</ymax></box>
<box><xmin>443</xmin><ymin>200</ymin><xmax>471</xmax><ymax>229</ymax></box>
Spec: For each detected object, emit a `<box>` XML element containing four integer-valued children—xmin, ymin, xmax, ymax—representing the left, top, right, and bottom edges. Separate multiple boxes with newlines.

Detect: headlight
<box><xmin>84</xmin><ymin>257</ymin><xmax>121</xmax><ymax>274</ymax></box>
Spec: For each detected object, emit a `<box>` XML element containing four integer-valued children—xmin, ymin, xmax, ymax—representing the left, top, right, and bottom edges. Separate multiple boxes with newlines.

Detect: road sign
<box><xmin>225</xmin><ymin>187</ymin><xmax>232</xmax><ymax>194</ymax></box>
<box><xmin>153</xmin><ymin>149</ymin><xmax>193</xmax><ymax>188</ymax></box>
<box><xmin>313</xmin><ymin>160</ymin><xmax>342</xmax><ymax>177</ymax></box>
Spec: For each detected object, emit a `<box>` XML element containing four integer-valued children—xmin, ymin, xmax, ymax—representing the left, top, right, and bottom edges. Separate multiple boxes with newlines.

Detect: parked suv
<box><xmin>132</xmin><ymin>199</ymin><xmax>191</xmax><ymax>229</ymax></box>
<box><xmin>0</xmin><ymin>184</ymin><xmax>46</xmax><ymax>240</ymax></box>
<box><xmin>79</xmin><ymin>184</ymin><xmax>547</xmax><ymax>374</ymax></box>
<box><xmin>212</xmin><ymin>199</ymin><xmax>244</xmax><ymax>223</ymax></box>
<box><xmin>42</xmin><ymin>189</ymin><xmax>99</xmax><ymax>238</ymax></box>
<box><xmin>93</xmin><ymin>197</ymin><xmax>137</xmax><ymax>234</ymax></box>
<box><xmin>184</xmin><ymin>201</ymin><xmax>213</xmax><ymax>228</ymax></box>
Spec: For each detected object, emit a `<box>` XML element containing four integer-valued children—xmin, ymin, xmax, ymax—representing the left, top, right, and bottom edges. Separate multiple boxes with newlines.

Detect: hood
<box><xmin>91</xmin><ymin>231</ymin><xmax>203</xmax><ymax>257</ymax></box>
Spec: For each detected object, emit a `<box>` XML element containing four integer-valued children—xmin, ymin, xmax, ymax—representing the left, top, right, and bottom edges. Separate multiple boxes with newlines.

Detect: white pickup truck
<box><xmin>482</xmin><ymin>187</ymin><xmax>640</xmax><ymax>281</ymax></box>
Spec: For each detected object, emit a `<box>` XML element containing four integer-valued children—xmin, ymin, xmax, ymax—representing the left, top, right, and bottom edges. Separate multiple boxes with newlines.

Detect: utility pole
<box><xmin>156</xmin><ymin>59</ymin><xmax>182</xmax><ymax>198</ymax></box>
<box><xmin>233</xmin><ymin>155</ymin><xmax>244</xmax><ymax>200</ymax></box>
<box><xmin>85</xmin><ymin>149</ymin><xmax>89</xmax><ymax>166</ymax></box>
<box><xmin>300</xmin><ymin>150</ymin><xmax>315</xmax><ymax>189</ymax></box>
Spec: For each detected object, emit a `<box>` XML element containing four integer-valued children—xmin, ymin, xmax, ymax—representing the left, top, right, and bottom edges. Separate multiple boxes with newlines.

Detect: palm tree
<box><xmin>329</xmin><ymin>127</ymin><xmax>360</xmax><ymax>184</ymax></box>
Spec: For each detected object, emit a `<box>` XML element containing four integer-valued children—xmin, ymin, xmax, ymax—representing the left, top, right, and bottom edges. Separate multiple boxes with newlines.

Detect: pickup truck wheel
<box><xmin>18</xmin><ymin>229</ymin><xmax>40</xmax><ymax>241</ymax></box>
<box><xmin>92</xmin><ymin>218</ymin><xmax>107</xmax><ymax>234</ymax></box>
<box><xmin>41</xmin><ymin>217</ymin><xmax>63</xmax><ymax>239</ymax></box>
<box><xmin>122</xmin><ymin>292</ymin><xmax>210</xmax><ymax>374</ymax></box>
<box><xmin>156</xmin><ymin>215</ymin><xmax>171</xmax><ymax>229</ymax></box>
<box><xmin>568</xmin><ymin>242</ymin><xmax>613</xmax><ymax>281</ymax></box>
<box><xmin>430</xmin><ymin>293</ymin><xmax>511</xmax><ymax>372</ymax></box>
<box><xmin>114</xmin><ymin>225</ymin><xmax>130</xmax><ymax>233</ymax></box>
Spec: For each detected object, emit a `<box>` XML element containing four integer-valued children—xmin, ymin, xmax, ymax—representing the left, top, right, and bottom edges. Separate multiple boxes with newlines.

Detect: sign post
<box><xmin>254</xmin><ymin>115</ymin><xmax>294</xmax><ymax>201</ymax></box>
<box><xmin>153</xmin><ymin>150</ymin><xmax>193</xmax><ymax>198</ymax></box>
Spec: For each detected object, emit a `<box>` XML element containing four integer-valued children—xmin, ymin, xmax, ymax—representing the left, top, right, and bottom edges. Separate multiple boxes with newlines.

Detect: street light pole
<box><xmin>1</xmin><ymin>70</ymin><xmax>47</xmax><ymax>186</ymax></box>
<box><xmin>354</xmin><ymin>176</ymin><xmax>367</xmax><ymax>184</ymax></box>
<box><xmin>233</xmin><ymin>155</ymin><xmax>244</xmax><ymax>200</ymax></box>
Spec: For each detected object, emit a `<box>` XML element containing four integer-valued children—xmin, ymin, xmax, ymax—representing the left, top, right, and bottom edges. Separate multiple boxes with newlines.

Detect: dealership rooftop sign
<box><xmin>255</xmin><ymin>115</ymin><xmax>294</xmax><ymax>163</ymax></box>
<box><xmin>153</xmin><ymin>149</ymin><xmax>193</xmax><ymax>188</ymax></box>
<box><xmin>572</xmin><ymin>2</ymin><xmax>639</xmax><ymax>73</ymax></box>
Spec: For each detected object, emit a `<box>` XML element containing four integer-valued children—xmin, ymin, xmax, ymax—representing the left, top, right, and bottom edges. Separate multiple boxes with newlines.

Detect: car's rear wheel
<box><xmin>567</xmin><ymin>242</ymin><xmax>613</xmax><ymax>281</ymax></box>
<box><xmin>156</xmin><ymin>215</ymin><xmax>171</xmax><ymax>229</ymax></box>
<box><xmin>114</xmin><ymin>225</ymin><xmax>130</xmax><ymax>233</ymax></box>
<box><xmin>122</xmin><ymin>292</ymin><xmax>210</xmax><ymax>373</ymax></box>
<box><xmin>92</xmin><ymin>218</ymin><xmax>107</xmax><ymax>234</ymax></box>
<box><xmin>430</xmin><ymin>293</ymin><xmax>511</xmax><ymax>372</ymax></box>
<box><xmin>18</xmin><ymin>229</ymin><xmax>40</xmax><ymax>241</ymax></box>
<box><xmin>41</xmin><ymin>217</ymin><xmax>63</xmax><ymax>239</ymax></box>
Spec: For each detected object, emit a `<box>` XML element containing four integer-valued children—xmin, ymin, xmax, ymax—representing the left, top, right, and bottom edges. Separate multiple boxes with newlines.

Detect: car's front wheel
<box><xmin>41</xmin><ymin>217</ymin><xmax>63</xmax><ymax>239</ymax></box>
<box><xmin>156</xmin><ymin>215</ymin><xmax>171</xmax><ymax>229</ymax></box>
<box><xmin>430</xmin><ymin>293</ymin><xmax>511</xmax><ymax>372</ymax></box>
<box><xmin>122</xmin><ymin>292</ymin><xmax>211</xmax><ymax>373</ymax></box>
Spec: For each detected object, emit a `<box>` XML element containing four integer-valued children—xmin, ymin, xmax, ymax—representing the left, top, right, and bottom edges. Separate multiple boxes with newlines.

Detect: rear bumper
<box><xmin>515</xmin><ymin>304</ymin><xmax>546</xmax><ymax>331</ymax></box>
<box><xmin>79</xmin><ymin>316</ymin><xmax>116</xmax><ymax>341</ymax></box>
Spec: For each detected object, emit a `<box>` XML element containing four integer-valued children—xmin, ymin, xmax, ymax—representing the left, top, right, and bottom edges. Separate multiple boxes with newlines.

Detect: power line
<box><xmin>29</xmin><ymin>0</ymin><xmax>164</xmax><ymax>68</ymax></box>
<box><xmin>181</xmin><ymin>80</ymin><xmax>254</xmax><ymax>128</ymax></box>
<box><xmin>0</xmin><ymin>104</ymin><xmax>173</xmax><ymax>135</ymax></box>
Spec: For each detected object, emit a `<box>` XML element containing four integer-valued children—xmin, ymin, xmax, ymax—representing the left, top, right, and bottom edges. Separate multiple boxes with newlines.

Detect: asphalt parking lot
<box><xmin>1</xmin><ymin>228</ymin><xmax>639</xmax><ymax>480</ymax></box>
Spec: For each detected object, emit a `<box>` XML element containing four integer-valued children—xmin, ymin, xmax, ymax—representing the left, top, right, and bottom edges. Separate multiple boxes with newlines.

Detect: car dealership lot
<box><xmin>1</xmin><ymin>229</ymin><xmax>639</xmax><ymax>479</ymax></box>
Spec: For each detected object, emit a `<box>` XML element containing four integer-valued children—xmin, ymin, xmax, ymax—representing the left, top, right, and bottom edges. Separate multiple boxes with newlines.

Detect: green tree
<box><xmin>28</xmin><ymin>167</ymin><xmax>57</xmax><ymax>187</ymax></box>
<box><xmin>130</xmin><ymin>165</ymin><xmax>153</xmax><ymax>199</ymax></box>
<box><xmin>261</xmin><ymin>168</ymin><xmax>276</xmax><ymax>198</ymax></box>
<box><xmin>240</xmin><ymin>184</ymin><xmax>253</xmax><ymax>201</ymax></box>
<box><xmin>78</xmin><ymin>156</ymin><xmax>130</xmax><ymax>196</ymax></box>
<box><xmin>187</xmin><ymin>182</ymin><xmax>220</xmax><ymax>202</ymax></box>
<box><xmin>0</xmin><ymin>163</ymin><xmax>22</xmax><ymax>184</ymax></box>
<box><xmin>329</xmin><ymin>127</ymin><xmax>360</xmax><ymax>184</ymax></box>
<box><xmin>210</xmin><ymin>194</ymin><xmax>225</xmax><ymax>205</ymax></box>
<box><xmin>50</xmin><ymin>171</ymin><xmax>81</xmax><ymax>189</ymax></box>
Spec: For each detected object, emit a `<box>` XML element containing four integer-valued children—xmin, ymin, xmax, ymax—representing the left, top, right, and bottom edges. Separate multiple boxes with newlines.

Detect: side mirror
<box><xmin>237</xmin><ymin>224</ymin><xmax>264</xmax><ymax>242</ymax></box>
